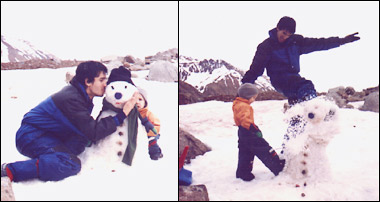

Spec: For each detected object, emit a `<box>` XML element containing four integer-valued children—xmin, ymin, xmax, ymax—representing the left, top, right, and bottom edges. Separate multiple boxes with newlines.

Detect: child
<box><xmin>136</xmin><ymin>87</ymin><xmax>163</xmax><ymax>160</ymax></box>
<box><xmin>233</xmin><ymin>83</ymin><xmax>285</xmax><ymax>181</ymax></box>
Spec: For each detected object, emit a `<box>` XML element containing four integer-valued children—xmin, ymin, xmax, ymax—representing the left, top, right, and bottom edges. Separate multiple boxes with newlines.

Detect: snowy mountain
<box><xmin>179</xmin><ymin>55</ymin><xmax>283</xmax><ymax>104</ymax></box>
<box><xmin>1</xmin><ymin>35</ymin><xmax>59</xmax><ymax>63</ymax></box>
<box><xmin>179</xmin><ymin>56</ymin><xmax>276</xmax><ymax>96</ymax></box>
<box><xmin>179</xmin><ymin>56</ymin><xmax>242</xmax><ymax>96</ymax></box>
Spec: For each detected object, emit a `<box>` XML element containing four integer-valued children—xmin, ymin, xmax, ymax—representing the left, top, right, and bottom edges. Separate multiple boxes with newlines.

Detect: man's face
<box><xmin>86</xmin><ymin>71</ymin><xmax>107</xmax><ymax>99</ymax></box>
<box><xmin>277</xmin><ymin>28</ymin><xmax>293</xmax><ymax>43</ymax></box>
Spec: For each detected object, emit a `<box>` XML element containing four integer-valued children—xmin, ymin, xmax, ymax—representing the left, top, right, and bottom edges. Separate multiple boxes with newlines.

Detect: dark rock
<box><xmin>2</xmin><ymin>59</ymin><xmax>83</xmax><ymax>70</ymax></box>
<box><xmin>179</xmin><ymin>81</ymin><xmax>204</xmax><ymax>105</ymax></box>
<box><xmin>179</xmin><ymin>128</ymin><xmax>211</xmax><ymax>164</ymax></box>
<box><xmin>179</xmin><ymin>185</ymin><xmax>209</xmax><ymax>201</ymax></box>
<box><xmin>327</xmin><ymin>85</ymin><xmax>379</xmax><ymax>110</ymax></box>
<box><xmin>360</xmin><ymin>92</ymin><xmax>379</xmax><ymax>113</ymax></box>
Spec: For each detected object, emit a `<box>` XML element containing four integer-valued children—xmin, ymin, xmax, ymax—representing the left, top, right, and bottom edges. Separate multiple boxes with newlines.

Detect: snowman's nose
<box><xmin>115</xmin><ymin>92</ymin><xmax>122</xmax><ymax>100</ymax></box>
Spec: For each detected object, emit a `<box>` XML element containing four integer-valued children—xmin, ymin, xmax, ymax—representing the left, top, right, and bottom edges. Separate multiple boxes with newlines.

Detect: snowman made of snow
<box><xmin>281</xmin><ymin>97</ymin><xmax>340</xmax><ymax>184</ymax></box>
<box><xmin>80</xmin><ymin>66</ymin><xmax>148</xmax><ymax>172</ymax></box>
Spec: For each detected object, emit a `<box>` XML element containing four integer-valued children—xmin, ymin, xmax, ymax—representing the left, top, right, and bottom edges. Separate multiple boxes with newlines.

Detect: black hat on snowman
<box><xmin>107</xmin><ymin>66</ymin><xmax>135</xmax><ymax>86</ymax></box>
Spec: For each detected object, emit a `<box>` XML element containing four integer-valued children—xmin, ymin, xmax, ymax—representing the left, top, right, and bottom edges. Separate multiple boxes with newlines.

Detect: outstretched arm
<box><xmin>299</xmin><ymin>32</ymin><xmax>360</xmax><ymax>54</ymax></box>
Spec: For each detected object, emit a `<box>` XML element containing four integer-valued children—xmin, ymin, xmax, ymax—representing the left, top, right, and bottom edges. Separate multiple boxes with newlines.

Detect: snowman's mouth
<box><xmin>116</xmin><ymin>102</ymin><xmax>121</xmax><ymax>105</ymax></box>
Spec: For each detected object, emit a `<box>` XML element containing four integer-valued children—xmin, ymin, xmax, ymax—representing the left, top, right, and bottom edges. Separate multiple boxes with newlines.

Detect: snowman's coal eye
<box><xmin>125</xmin><ymin>86</ymin><xmax>127</xmax><ymax>89</ymax></box>
<box><xmin>111</xmin><ymin>86</ymin><xmax>114</xmax><ymax>90</ymax></box>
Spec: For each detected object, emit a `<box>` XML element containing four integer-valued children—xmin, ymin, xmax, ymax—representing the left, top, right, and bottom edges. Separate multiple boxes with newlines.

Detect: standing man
<box><xmin>1</xmin><ymin>61</ymin><xmax>138</xmax><ymax>182</ymax></box>
<box><xmin>242</xmin><ymin>16</ymin><xmax>360</xmax><ymax>105</ymax></box>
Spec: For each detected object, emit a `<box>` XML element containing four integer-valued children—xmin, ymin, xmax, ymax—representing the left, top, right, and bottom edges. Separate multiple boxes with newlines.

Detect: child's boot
<box><xmin>236</xmin><ymin>149</ymin><xmax>255</xmax><ymax>181</ymax></box>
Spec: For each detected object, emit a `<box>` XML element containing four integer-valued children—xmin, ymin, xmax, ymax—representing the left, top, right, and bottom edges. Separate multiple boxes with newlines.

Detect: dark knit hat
<box><xmin>277</xmin><ymin>16</ymin><xmax>296</xmax><ymax>34</ymax></box>
<box><xmin>107</xmin><ymin>66</ymin><xmax>135</xmax><ymax>86</ymax></box>
<box><xmin>238</xmin><ymin>83</ymin><xmax>259</xmax><ymax>100</ymax></box>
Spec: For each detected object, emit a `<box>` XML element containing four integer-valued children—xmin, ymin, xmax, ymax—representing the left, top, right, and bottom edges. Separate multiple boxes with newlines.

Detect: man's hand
<box><xmin>122</xmin><ymin>91</ymin><xmax>139</xmax><ymax>115</ymax></box>
<box><xmin>341</xmin><ymin>32</ymin><xmax>360</xmax><ymax>45</ymax></box>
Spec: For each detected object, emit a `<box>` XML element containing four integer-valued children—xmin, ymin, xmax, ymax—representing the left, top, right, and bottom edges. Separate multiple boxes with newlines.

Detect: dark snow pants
<box><xmin>272</xmin><ymin>74</ymin><xmax>317</xmax><ymax>106</ymax></box>
<box><xmin>237</xmin><ymin>127</ymin><xmax>284</xmax><ymax>177</ymax></box>
<box><xmin>8</xmin><ymin>126</ymin><xmax>82</xmax><ymax>182</ymax></box>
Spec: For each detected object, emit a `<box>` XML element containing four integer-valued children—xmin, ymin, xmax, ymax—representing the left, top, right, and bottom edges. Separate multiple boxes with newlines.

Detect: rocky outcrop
<box><xmin>147</xmin><ymin>48</ymin><xmax>178</xmax><ymax>63</ymax></box>
<box><xmin>179</xmin><ymin>185</ymin><xmax>209</xmax><ymax>201</ymax></box>
<box><xmin>147</xmin><ymin>60</ymin><xmax>178</xmax><ymax>82</ymax></box>
<box><xmin>179</xmin><ymin>128</ymin><xmax>211</xmax><ymax>164</ymax></box>
<box><xmin>360</xmin><ymin>92</ymin><xmax>379</xmax><ymax>113</ymax></box>
<box><xmin>180</xmin><ymin>83</ymin><xmax>286</xmax><ymax>104</ymax></box>
<box><xmin>1</xmin><ymin>59</ymin><xmax>82</xmax><ymax>70</ymax></box>
<box><xmin>327</xmin><ymin>86</ymin><xmax>379</xmax><ymax>111</ymax></box>
<box><xmin>179</xmin><ymin>81</ymin><xmax>204</xmax><ymax>105</ymax></box>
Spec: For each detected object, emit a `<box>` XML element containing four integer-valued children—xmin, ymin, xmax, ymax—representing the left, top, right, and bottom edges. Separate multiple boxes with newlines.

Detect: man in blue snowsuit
<box><xmin>1</xmin><ymin>61</ymin><xmax>138</xmax><ymax>182</ymax></box>
<box><xmin>242</xmin><ymin>16</ymin><xmax>360</xmax><ymax>105</ymax></box>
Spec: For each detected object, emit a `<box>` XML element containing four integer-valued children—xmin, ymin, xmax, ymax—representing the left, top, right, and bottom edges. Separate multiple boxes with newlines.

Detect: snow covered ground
<box><xmin>1</xmin><ymin>67</ymin><xmax>178</xmax><ymax>200</ymax></box>
<box><xmin>179</xmin><ymin>100</ymin><xmax>379</xmax><ymax>201</ymax></box>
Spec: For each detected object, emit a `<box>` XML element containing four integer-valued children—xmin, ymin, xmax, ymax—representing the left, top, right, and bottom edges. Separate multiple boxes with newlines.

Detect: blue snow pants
<box><xmin>8</xmin><ymin>124</ymin><xmax>82</xmax><ymax>182</ymax></box>
<box><xmin>271</xmin><ymin>74</ymin><xmax>317</xmax><ymax>106</ymax></box>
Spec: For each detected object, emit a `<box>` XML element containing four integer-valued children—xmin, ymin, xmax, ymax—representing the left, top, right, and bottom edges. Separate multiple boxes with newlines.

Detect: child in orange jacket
<box><xmin>233</xmin><ymin>83</ymin><xmax>285</xmax><ymax>181</ymax></box>
<box><xmin>136</xmin><ymin>87</ymin><xmax>163</xmax><ymax>160</ymax></box>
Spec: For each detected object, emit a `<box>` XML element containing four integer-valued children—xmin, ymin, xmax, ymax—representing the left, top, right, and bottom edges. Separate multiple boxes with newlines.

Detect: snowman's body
<box><xmin>79</xmin><ymin>81</ymin><xmax>146</xmax><ymax>171</ymax></box>
<box><xmin>282</xmin><ymin>97</ymin><xmax>340</xmax><ymax>184</ymax></box>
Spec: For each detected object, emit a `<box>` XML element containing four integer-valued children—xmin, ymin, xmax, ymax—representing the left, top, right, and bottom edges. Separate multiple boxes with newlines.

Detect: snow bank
<box><xmin>1</xmin><ymin>67</ymin><xmax>178</xmax><ymax>200</ymax></box>
<box><xmin>179</xmin><ymin>100</ymin><xmax>379</xmax><ymax>200</ymax></box>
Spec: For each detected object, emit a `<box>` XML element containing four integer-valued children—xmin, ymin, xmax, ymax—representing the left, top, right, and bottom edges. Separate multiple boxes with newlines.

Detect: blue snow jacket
<box><xmin>15</xmin><ymin>77</ymin><xmax>122</xmax><ymax>156</ymax></box>
<box><xmin>242</xmin><ymin>28</ymin><xmax>342</xmax><ymax>96</ymax></box>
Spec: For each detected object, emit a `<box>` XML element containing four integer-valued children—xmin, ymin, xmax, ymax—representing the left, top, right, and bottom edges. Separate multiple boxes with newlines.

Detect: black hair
<box><xmin>277</xmin><ymin>16</ymin><xmax>296</xmax><ymax>34</ymax></box>
<box><xmin>73</xmin><ymin>61</ymin><xmax>108</xmax><ymax>86</ymax></box>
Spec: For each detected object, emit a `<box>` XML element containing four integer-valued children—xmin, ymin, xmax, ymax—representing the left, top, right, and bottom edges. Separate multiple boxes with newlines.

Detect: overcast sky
<box><xmin>1</xmin><ymin>1</ymin><xmax>379</xmax><ymax>91</ymax></box>
<box><xmin>1</xmin><ymin>1</ymin><xmax>178</xmax><ymax>60</ymax></box>
<box><xmin>180</xmin><ymin>1</ymin><xmax>379</xmax><ymax>91</ymax></box>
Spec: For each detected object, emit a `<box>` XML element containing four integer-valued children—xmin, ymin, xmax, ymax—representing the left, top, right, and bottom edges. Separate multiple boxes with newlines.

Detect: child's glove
<box><xmin>249</xmin><ymin>124</ymin><xmax>263</xmax><ymax>138</ymax></box>
<box><xmin>148</xmin><ymin>135</ymin><xmax>163</xmax><ymax>160</ymax></box>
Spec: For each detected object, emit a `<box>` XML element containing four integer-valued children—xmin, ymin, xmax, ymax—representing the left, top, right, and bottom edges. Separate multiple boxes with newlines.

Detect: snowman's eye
<box><xmin>125</xmin><ymin>86</ymin><xmax>127</xmax><ymax>89</ymax></box>
<box><xmin>111</xmin><ymin>86</ymin><xmax>114</xmax><ymax>90</ymax></box>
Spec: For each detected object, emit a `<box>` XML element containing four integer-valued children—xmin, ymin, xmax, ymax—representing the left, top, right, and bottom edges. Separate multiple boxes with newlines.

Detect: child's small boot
<box><xmin>256</xmin><ymin>148</ymin><xmax>285</xmax><ymax>176</ymax></box>
<box><xmin>236</xmin><ymin>149</ymin><xmax>255</xmax><ymax>181</ymax></box>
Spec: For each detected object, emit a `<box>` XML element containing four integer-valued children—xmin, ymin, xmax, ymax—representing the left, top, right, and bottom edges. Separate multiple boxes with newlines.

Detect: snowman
<box><xmin>281</xmin><ymin>97</ymin><xmax>340</xmax><ymax>185</ymax></box>
<box><xmin>79</xmin><ymin>66</ymin><xmax>147</xmax><ymax>172</ymax></box>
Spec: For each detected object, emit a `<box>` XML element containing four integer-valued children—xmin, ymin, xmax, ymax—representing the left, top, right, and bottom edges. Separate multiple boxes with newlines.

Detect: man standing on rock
<box><xmin>242</xmin><ymin>16</ymin><xmax>360</xmax><ymax>105</ymax></box>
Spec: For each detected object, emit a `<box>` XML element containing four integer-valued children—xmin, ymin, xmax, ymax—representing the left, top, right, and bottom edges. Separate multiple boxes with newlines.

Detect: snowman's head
<box><xmin>105</xmin><ymin>81</ymin><xmax>138</xmax><ymax>109</ymax></box>
<box><xmin>105</xmin><ymin>66</ymin><xmax>138</xmax><ymax>109</ymax></box>
<box><xmin>302</xmin><ymin>98</ymin><xmax>339</xmax><ymax>143</ymax></box>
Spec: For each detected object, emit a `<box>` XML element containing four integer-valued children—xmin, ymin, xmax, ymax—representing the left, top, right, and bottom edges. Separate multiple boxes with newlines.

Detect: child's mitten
<box><xmin>148</xmin><ymin>135</ymin><xmax>163</xmax><ymax>160</ymax></box>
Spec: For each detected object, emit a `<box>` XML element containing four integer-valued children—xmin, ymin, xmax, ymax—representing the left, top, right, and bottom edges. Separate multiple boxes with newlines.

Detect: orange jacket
<box><xmin>232</xmin><ymin>97</ymin><xmax>258</xmax><ymax>131</ymax></box>
<box><xmin>138</xmin><ymin>108</ymin><xmax>161</xmax><ymax>137</ymax></box>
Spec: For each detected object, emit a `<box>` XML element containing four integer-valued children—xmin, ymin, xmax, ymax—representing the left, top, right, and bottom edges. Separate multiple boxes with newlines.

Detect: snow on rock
<box><xmin>1</xmin><ymin>35</ymin><xmax>59</xmax><ymax>63</ymax></box>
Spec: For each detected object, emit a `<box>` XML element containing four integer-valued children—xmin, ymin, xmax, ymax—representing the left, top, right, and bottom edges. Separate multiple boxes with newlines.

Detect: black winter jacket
<box><xmin>242</xmin><ymin>28</ymin><xmax>342</xmax><ymax>91</ymax></box>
